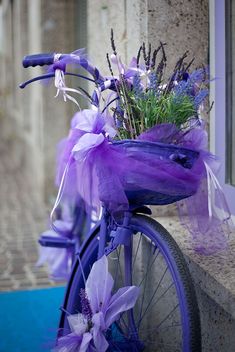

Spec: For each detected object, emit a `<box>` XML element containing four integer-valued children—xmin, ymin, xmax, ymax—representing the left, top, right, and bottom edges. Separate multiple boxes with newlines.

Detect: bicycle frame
<box><xmin>59</xmin><ymin>206</ymin><xmax>139</xmax><ymax>341</ymax></box>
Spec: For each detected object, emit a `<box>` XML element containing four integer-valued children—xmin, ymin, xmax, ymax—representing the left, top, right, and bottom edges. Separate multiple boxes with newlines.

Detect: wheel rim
<box><xmin>59</xmin><ymin>217</ymin><xmax>199</xmax><ymax>352</ymax></box>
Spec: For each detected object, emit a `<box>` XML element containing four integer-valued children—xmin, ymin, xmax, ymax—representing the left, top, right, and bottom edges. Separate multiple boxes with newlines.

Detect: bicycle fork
<box><xmin>98</xmin><ymin>209</ymin><xmax>134</xmax><ymax>285</ymax></box>
<box><xmin>105</xmin><ymin>211</ymin><xmax>140</xmax><ymax>344</ymax></box>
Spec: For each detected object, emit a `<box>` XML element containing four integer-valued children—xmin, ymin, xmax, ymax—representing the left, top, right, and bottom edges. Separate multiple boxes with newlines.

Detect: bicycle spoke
<box><xmin>114</xmin><ymin>246</ymin><xmax>124</xmax><ymax>287</ymax></box>
<box><xmin>137</xmin><ymin>236</ymin><xmax>155</xmax><ymax>325</ymax></box>
<box><xmin>140</xmin><ymin>281</ymin><xmax>175</xmax><ymax>323</ymax></box>
<box><xmin>113</xmin><ymin>247</ymin><xmax>123</xmax><ymax>285</ymax></box>
<box><xmin>132</xmin><ymin>232</ymin><xmax>142</xmax><ymax>268</ymax></box>
<box><xmin>137</xmin><ymin>266</ymin><xmax>169</xmax><ymax>328</ymax></box>
<box><xmin>124</xmin><ymin>322</ymin><xmax>182</xmax><ymax>338</ymax></box>
<box><xmin>111</xmin><ymin>230</ymin><xmax>184</xmax><ymax>351</ymax></box>
<box><xmin>137</xmin><ymin>241</ymin><xmax>160</xmax><ymax>288</ymax></box>
<box><xmin>156</xmin><ymin>303</ymin><xmax>180</xmax><ymax>330</ymax></box>
<box><xmin>108</xmin><ymin>327</ymin><xmax>182</xmax><ymax>352</ymax></box>
<box><xmin>112</xmin><ymin>231</ymin><xmax>184</xmax><ymax>351</ymax></box>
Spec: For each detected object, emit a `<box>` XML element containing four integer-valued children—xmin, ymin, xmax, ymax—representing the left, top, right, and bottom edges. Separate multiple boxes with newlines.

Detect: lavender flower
<box><xmin>149</xmin><ymin>71</ymin><xmax>157</xmax><ymax>93</ymax></box>
<box><xmin>173</xmin><ymin>67</ymin><xmax>208</xmax><ymax>104</ymax></box>
<box><xmin>80</xmin><ymin>289</ymin><xmax>93</xmax><ymax>323</ymax></box>
<box><xmin>172</xmin><ymin>80</ymin><xmax>189</xmax><ymax>102</ymax></box>
<box><xmin>194</xmin><ymin>89</ymin><xmax>209</xmax><ymax>109</ymax></box>
<box><xmin>114</xmin><ymin>104</ymin><xmax>124</xmax><ymax>128</ymax></box>
<box><xmin>188</xmin><ymin>68</ymin><xmax>206</xmax><ymax>85</ymax></box>
<box><xmin>133</xmin><ymin>73</ymin><xmax>143</xmax><ymax>99</ymax></box>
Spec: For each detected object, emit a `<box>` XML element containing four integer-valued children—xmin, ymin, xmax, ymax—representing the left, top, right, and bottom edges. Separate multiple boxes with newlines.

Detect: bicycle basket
<box><xmin>57</xmin><ymin>136</ymin><xmax>203</xmax><ymax>212</ymax></box>
<box><xmin>111</xmin><ymin>139</ymin><xmax>200</xmax><ymax>206</ymax></box>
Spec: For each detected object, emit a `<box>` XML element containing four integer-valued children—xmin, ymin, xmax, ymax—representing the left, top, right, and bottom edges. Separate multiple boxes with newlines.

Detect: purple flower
<box><xmin>173</xmin><ymin>68</ymin><xmax>209</xmax><ymax>102</ymax></box>
<box><xmin>194</xmin><ymin>89</ymin><xmax>209</xmax><ymax>109</ymax></box>
<box><xmin>55</xmin><ymin>255</ymin><xmax>140</xmax><ymax>352</ymax></box>
<box><xmin>187</xmin><ymin>68</ymin><xmax>208</xmax><ymax>85</ymax></box>
<box><xmin>133</xmin><ymin>73</ymin><xmax>143</xmax><ymax>99</ymax></box>
<box><xmin>80</xmin><ymin>289</ymin><xmax>93</xmax><ymax>323</ymax></box>
<box><xmin>173</xmin><ymin>80</ymin><xmax>189</xmax><ymax>98</ymax></box>
<box><xmin>148</xmin><ymin>71</ymin><xmax>157</xmax><ymax>93</ymax></box>
<box><xmin>110</xmin><ymin>55</ymin><xmax>149</xmax><ymax>82</ymax></box>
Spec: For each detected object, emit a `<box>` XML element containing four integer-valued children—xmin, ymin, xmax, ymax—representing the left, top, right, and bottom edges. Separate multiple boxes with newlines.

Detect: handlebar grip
<box><xmin>22</xmin><ymin>53</ymin><xmax>55</xmax><ymax>68</ymax></box>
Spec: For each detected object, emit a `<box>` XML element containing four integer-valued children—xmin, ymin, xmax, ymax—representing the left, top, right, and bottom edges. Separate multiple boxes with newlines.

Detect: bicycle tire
<box><xmin>58</xmin><ymin>214</ymin><xmax>201</xmax><ymax>352</ymax></box>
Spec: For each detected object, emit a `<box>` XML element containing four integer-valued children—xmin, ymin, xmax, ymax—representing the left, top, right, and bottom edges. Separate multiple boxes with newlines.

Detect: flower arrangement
<box><xmin>50</xmin><ymin>31</ymin><xmax>231</xmax><ymax>256</ymax></box>
<box><xmin>105</xmin><ymin>32</ymin><xmax>209</xmax><ymax>141</ymax></box>
<box><xmin>24</xmin><ymin>28</ymin><xmax>231</xmax><ymax>275</ymax></box>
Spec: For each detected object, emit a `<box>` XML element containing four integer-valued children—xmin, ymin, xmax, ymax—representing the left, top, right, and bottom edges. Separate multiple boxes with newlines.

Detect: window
<box><xmin>225</xmin><ymin>0</ymin><xmax>235</xmax><ymax>185</ymax></box>
<box><xmin>210</xmin><ymin>0</ymin><xmax>235</xmax><ymax>214</ymax></box>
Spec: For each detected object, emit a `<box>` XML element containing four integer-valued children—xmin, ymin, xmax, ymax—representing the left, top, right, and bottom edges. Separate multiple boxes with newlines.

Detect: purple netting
<box><xmin>94</xmin><ymin>140</ymin><xmax>202</xmax><ymax>209</ymax></box>
<box><xmin>55</xmin><ymin>119</ymin><xmax>232</xmax><ymax>255</ymax></box>
<box><xmin>177</xmin><ymin>180</ymin><xmax>231</xmax><ymax>255</ymax></box>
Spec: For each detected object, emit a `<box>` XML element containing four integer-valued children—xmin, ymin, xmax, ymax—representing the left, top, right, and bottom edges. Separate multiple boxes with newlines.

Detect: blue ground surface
<box><xmin>0</xmin><ymin>287</ymin><xmax>66</xmax><ymax>352</ymax></box>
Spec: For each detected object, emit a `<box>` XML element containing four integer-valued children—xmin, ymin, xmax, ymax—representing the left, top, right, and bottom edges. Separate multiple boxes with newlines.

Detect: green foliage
<box><xmin>121</xmin><ymin>90</ymin><xmax>197</xmax><ymax>139</ymax></box>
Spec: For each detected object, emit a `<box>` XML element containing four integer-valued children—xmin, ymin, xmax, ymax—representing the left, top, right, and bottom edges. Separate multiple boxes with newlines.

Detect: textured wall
<box><xmin>88</xmin><ymin>0</ymin><xmax>209</xmax><ymax>72</ymax></box>
<box><xmin>146</xmin><ymin>0</ymin><xmax>209</xmax><ymax>70</ymax></box>
<box><xmin>87</xmin><ymin>0</ymin><xmax>127</xmax><ymax>76</ymax></box>
<box><xmin>196</xmin><ymin>285</ymin><xmax>235</xmax><ymax>351</ymax></box>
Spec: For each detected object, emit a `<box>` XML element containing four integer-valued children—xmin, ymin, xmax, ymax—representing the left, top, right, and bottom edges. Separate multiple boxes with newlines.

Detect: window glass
<box><xmin>226</xmin><ymin>0</ymin><xmax>235</xmax><ymax>185</ymax></box>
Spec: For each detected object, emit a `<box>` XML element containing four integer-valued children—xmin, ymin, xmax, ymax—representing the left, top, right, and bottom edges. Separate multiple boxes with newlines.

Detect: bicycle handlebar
<box><xmin>22</xmin><ymin>53</ymin><xmax>55</xmax><ymax>68</ymax></box>
<box><xmin>22</xmin><ymin>51</ymin><xmax>104</xmax><ymax>85</ymax></box>
<box><xmin>21</xmin><ymin>52</ymin><xmax>120</xmax><ymax>110</ymax></box>
<box><xmin>91</xmin><ymin>79</ymin><xmax>117</xmax><ymax>107</ymax></box>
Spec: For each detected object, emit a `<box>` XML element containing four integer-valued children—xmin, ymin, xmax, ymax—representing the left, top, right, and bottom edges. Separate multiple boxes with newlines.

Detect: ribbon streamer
<box><xmin>50</xmin><ymin>157</ymin><xmax>73</xmax><ymax>233</ymax></box>
<box><xmin>204</xmin><ymin>160</ymin><xmax>231</xmax><ymax>224</ymax></box>
<box><xmin>54</xmin><ymin>69</ymin><xmax>82</xmax><ymax>108</ymax></box>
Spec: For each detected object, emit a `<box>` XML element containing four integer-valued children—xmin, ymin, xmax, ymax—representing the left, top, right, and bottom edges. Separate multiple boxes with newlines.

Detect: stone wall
<box><xmin>87</xmin><ymin>0</ymin><xmax>208</xmax><ymax>72</ymax></box>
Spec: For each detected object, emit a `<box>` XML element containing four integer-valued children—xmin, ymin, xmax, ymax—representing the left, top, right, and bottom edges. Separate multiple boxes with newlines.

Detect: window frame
<box><xmin>209</xmin><ymin>0</ymin><xmax>235</xmax><ymax>214</ymax></box>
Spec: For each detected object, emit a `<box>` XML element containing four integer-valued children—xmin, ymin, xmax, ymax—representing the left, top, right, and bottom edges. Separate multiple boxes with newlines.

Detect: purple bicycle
<box><xmin>20</xmin><ymin>48</ymin><xmax>203</xmax><ymax>351</ymax></box>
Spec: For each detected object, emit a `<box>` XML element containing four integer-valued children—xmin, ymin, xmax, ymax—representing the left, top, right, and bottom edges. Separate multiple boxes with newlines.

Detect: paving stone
<box><xmin>18</xmin><ymin>281</ymin><xmax>35</xmax><ymax>289</ymax></box>
<box><xmin>0</xmin><ymin>141</ymin><xmax>52</xmax><ymax>291</ymax></box>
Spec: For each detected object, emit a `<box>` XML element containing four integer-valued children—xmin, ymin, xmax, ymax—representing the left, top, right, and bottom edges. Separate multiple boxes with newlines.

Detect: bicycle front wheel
<box><xmin>59</xmin><ymin>214</ymin><xmax>201</xmax><ymax>351</ymax></box>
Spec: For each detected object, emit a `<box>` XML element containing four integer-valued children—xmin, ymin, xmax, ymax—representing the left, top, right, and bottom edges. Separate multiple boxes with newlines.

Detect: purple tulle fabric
<box><xmin>55</xmin><ymin>111</ymin><xmax>232</xmax><ymax>255</ymax></box>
